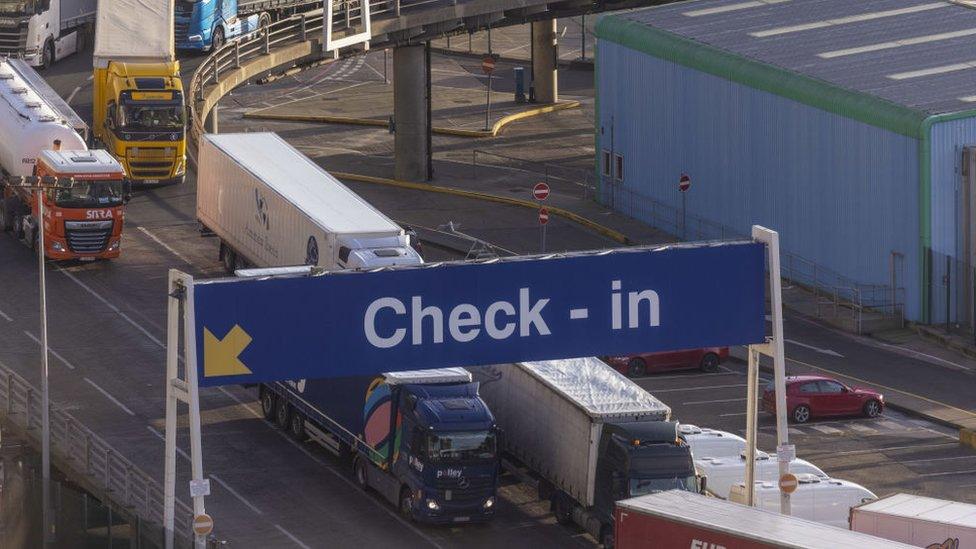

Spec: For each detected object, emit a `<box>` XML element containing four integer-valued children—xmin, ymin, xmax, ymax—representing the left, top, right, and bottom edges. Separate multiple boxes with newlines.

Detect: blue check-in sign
<box><xmin>193</xmin><ymin>241</ymin><xmax>766</xmax><ymax>386</ymax></box>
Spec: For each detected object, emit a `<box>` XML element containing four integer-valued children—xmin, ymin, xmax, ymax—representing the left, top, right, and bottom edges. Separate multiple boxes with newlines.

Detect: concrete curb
<box><xmin>911</xmin><ymin>323</ymin><xmax>976</xmax><ymax>360</ymax></box>
<box><xmin>243</xmin><ymin>100</ymin><xmax>581</xmax><ymax>138</ymax></box>
<box><xmin>333</xmin><ymin>171</ymin><xmax>632</xmax><ymax>245</ymax></box>
<box><xmin>962</xmin><ymin>428</ymin><xmax>976</xmax><ymax>450</ymax></box>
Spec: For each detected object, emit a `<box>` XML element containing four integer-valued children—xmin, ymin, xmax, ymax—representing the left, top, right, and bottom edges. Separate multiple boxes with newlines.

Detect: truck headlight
<box><xmin>483</xmin><ymin>497</ymin><xmax>495</xmax><ymax>509</ymax></box>
<box><xmin>426</xmin><ymin>499</ymin><xmax>440</xmax><ymax>511</ymax></box>
<box><xmin>108</xmin><ymin>240</ymin><xmax>120</xmax><ymax>251</ymax></box>
<box><xmin>51</xmin><ymin>241</ymin><xmax>65</xmax><ymax>253</ymax></box>
<box><xmin>189</xmin><ymin>35</ymin><xmax>203</xmax><ymax>42</ymax></box>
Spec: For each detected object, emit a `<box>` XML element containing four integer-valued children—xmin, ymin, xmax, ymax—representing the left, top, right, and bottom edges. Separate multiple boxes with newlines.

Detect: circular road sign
<box><xmin>482</xmin><ymin>55</ymin><xmax>496</xmax><ymax>74</ymax></box>
<box><xmin>533</xmin><ymin>182</ymin><xmax>550</xmax><ymax>201</ymax></box>
<box><xmin>779</xmin><ymin>473</ymin><xmax>799</xmax><ymax>495</ymax></box>
<box><xmin>539</xmin><ymin>207</ymin><xmax>550</xmax><ymax>225</ymax></box>
<box><xmin>193</xmin><ymin>513</ymin><xmax>214</xmax><ymax>536</ymax></box>
<box><xmin>679</xmin><ymin>173</ymin><xmax>691</xmax><ymax>192</ymax></box>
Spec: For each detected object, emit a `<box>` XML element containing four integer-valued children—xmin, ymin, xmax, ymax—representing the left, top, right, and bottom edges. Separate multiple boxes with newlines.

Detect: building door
<box><xmin>961</xmin><ymin>146</ymin><xmax>976</xmax><ymax>328</ymax></box>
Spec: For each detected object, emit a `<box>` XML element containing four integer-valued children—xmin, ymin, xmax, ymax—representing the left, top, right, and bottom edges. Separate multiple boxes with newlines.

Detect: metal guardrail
<box><xmin>0</xmin><ymin>362</ymin><xmax>195</xmax><ymax>545</ymax></box>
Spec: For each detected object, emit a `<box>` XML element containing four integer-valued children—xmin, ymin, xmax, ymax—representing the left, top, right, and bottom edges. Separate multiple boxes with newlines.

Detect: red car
<box><xmin>605</xmin><ymin>347</ymin><xmax>729</xmax><ymax>377</ymax></box>
<box><xmin>762</xmin><ymin>375</ymin><xmax>884</xmax><ymax>424</ymax></box>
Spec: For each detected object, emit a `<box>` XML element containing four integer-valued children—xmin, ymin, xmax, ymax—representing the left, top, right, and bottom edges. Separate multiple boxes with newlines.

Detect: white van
<box><xmin>729</xmin><ymin>474</ymin><xmax>877</xmax><ymax>528</ymax></box>
<box><xmin>679</xmin><ymin>424</ymin><xmax>746</xmax><ymax>459</ymax></box>
<box><xmin>696</xmin><ymin>450</ymin><xmax>828</xmax><ymax>499</ymax></box>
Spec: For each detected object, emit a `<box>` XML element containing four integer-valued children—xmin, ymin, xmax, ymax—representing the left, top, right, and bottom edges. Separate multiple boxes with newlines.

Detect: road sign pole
<box><xmin>184</xmin><ymin>278</ymin><xmax>208</xmax><ymax>548</ymax></box>
<box><xmin>485</xmin><ymin>71</ymin><xmax>492</xmax><ymax>132</ymax></box>
<box><xmin>682</xmin><ymin>192</ymin><xmax>687</xmax><ymax>240</ymax></box>
<box><xmin>38</xmin><ymin>188</ymin><xmax>52</xmax><ymax>547</ymax></box>
<box><xmin>164</xmin><ymin>272</ymin><xmax>180</xmax><ymax>549</ymax></box>
<box><xmin>743</xmin><ymin>345</ymin><xmax>759</xmax><ymax>506</ymax></box>
<box><xmin>541</xmin><ymin>220</ymin><xmax>547</xmax><ymax>253</ymax></box>
<box><xmin>752</xmin><ymin>225</ymin><xmax>791</xmax><ymax>516</ymax></box>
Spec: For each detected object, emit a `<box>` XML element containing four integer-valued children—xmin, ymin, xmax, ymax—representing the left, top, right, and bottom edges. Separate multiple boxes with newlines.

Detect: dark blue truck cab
<box><xmin>259</xmin><ymin>368</ymin><xmax>500</xmax><ymax>524</ymax></box>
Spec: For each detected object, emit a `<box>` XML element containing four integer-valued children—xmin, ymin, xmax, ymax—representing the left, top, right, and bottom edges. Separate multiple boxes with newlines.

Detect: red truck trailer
<box><xmin>614</xmin><ymin>490</ymin><xmax>915</xmax><ymax>549</ymax></box>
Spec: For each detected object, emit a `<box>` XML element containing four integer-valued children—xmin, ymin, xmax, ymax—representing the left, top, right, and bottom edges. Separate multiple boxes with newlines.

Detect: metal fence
<box><xmin>0</xmin><ymin>362</ymin><xmax>195</xmax><ymax>546</ymax></box>
<box><xmin>598</xmin><ymin>181</ymin><xmax>905</xmax><ymax>333</ymax></box>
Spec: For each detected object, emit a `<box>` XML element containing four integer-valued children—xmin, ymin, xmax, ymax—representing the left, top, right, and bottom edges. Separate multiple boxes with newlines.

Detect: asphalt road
<box><xmin>1</xmin><ymin>22</ymin><xmax>975</xmax><ymax>549</ymax></box>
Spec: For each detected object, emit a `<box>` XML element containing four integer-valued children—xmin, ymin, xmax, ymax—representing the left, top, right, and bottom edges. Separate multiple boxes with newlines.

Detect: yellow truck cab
<box><xmin>92</xmin><ymin>0</ymin><xmax>186</xmax><ymax>185</ymax></box>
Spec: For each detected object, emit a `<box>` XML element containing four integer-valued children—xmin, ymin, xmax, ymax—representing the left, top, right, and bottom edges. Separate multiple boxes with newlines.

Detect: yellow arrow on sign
<box><xmin>203</xmin><ymin>325</ymin><xmax>253</xmax><ymax>377</ymax></box>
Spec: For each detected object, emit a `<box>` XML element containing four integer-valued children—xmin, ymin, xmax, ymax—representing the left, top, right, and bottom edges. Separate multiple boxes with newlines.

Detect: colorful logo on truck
<box><xmin>362</xmin><ymin>377</ymin><xmax>401</xmax><ymax>467</ymax></box>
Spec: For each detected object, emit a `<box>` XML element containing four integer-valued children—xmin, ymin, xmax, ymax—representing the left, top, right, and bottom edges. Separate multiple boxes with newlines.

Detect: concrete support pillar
<box><xmin>393</xmin><ymin>44</ymin><xmax>431</xmax><ymax>181</ymax></box>
<box><xmin>531</xmin><ymin>19</ymin><xmax>558</xmax><ymax>104</ymax></box>
<box><xmin>204</xmin><ymin>105</ymin><xmax>219</xmax><ymax>134</ymax></box>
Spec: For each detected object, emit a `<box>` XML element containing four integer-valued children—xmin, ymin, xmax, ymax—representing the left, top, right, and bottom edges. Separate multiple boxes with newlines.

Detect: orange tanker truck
<box><xmin>0</xmin><ymin>59</ymin><xmax>127</xmax><ymax>260</ymax></box>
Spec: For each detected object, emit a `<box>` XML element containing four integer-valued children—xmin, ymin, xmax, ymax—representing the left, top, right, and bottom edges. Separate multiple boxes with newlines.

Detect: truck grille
<box><xmin>0</xmin><ymin>22</ymin><xmax>28</xmax><ymax>55</ymax></box>
<box><xmin>433</xmin><ymin>476</ymin><xmax>494</xmax><ymax>503</ymax></box>
<box><xmin>174</xmin><ymin>20</ymin><xmax>189</xmax><ymax>42</ymax></box>
<box><xmin>127</xmin><ymin>147</ymin><xmax>176</xmax><ymax>179</ymax></box>
<box><xmin>64</xmin><ymin>221</ymin><xmax>113</xmax><ymax>253</ymax></box>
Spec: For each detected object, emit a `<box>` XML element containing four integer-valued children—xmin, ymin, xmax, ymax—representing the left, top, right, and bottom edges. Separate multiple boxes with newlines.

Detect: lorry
<box><xmin>258</xmin><ymin>368</ymin><xmax>501</xmax><ymax>523</ymax></box>
<box><xmin>174</xmin><ymin>0</ymin><xmax>320</xmax><ymax>51</ymax></box>
<box><xmin>850</xmin><ymin>493</ymin><xmax>976</xmax><ymax>548</ymax></box>
<box><xmin>468</xmin><ymin>357</ymin><xmax>702</xmax><ymax>548</ymax></box>
<box><xmin>0</xmin><ymin>58</ymin><xmax>127</xmax><ymax>260</ymax></box>
<box><xmin>196</xmin><ymin>132</ymin><xmax>422</xmax><ymax>272</ymax></box>
<box><xmin>93</xmin><ymin>0</ymin><xmax>187</xmax><ymax>186</ymax></box>
<box><xmin>0</xmin><ymin>0</ymin><xmax>95</xmax><ymax>68</ymax></box>
<box><xmin>729</xmin><ymin>474</ymin><xmax>876</xmax><ymax>529</ymax></box>
<box><xmin>614</xmin><ymin>489</ymin><xmax>916</xmax><ymax>549</ymax></box>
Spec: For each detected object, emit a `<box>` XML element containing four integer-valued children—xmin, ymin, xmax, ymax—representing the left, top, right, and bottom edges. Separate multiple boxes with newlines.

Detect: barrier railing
<box><xmin>0</xmin><ymin>362</ymin><xmax>195</xmax><ymax>545</ymax></box>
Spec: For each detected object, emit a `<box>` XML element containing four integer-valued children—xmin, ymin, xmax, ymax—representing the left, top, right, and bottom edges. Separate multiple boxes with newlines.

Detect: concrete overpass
<box><xmin>191</xmin><ymin>0</ymin><xmax>677</xmax><ymax>180</ymax></box>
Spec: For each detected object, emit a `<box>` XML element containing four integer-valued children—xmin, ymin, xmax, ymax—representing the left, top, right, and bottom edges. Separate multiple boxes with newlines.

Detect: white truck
<box><xmin>468</xmin><ymin>358</ymin><xmax>701</xmax><ymax>548</ymax></box>
<box><xmin>850</xmin><ymin>493</ymin><xmax>976</xmax><ymax>548</ymax></box>
<box><xmin>197</xmin><ymin>132</ymin><xmax>422</xmax><ymax>273</ymax></box>
<box><xmin>0</xmin><ymin>0</ymin><xmax>95</xmax><ymax>67</ymax></box>
<box><xmin>730</xmin><ymin>474</ymin><xmax>876</xmax><ymax>529</ymax></box>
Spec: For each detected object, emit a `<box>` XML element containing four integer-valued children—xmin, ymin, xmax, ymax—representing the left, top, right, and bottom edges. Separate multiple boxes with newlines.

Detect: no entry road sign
<box><xmin>679</xmin><ymin>173</ymin><xmax>691</xmax><ymax>192</ymax></box>
<box><xmin>193</xmin><ymin>514</ymin><xmax>214</xmax><ymax>536</ymax></box>
<box><xmin>539</xmin><ymin>207</ymin><xmax>550</xmax><ymax>225</ymax></box>
<box><xmin>533</xmin><ymin>182</ymin><xmax>550</xmax><ymax>201</ymax></box>
<box><xmin>482</xmin><ymin>55</ymin><xmax>496</xmax><ymax>74</ymax></box>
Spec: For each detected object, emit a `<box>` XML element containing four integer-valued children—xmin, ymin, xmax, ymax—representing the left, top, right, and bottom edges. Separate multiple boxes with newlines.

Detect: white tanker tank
<box><xmin>0</xmin><ymin>58</ymin><xmax>88</xmax><ymax>178</ymax></box>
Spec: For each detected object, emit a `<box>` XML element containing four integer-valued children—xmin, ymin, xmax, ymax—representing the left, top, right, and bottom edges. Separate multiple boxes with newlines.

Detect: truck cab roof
<box><xmin>607</xmin><ymin>420</ymin><xmax>679</xmax><ymax>445</ymax></box>
<box><xmin>39</xmin><ymin>150</ymin><xmax>125</xmax><ymax>176</ymax></box>
<box><xmin>404</xmin><ymin>383</ymin><xmax>495</xmax><ymax>432</ymax></box>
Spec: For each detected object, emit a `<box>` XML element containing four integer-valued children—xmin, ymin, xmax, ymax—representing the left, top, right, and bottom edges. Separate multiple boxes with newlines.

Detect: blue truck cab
<box><xmin>174</xmin><ymin>0</ymin><xmax>259</xmax><ymax>51</ymax></box>
<box><xmin>260</xmin><ymin>368</ymin><xmax>500</xmax><ymax>524</ymax></box>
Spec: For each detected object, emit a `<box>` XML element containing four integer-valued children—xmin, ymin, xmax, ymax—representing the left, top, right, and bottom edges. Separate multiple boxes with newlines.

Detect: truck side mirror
<box><xmin>123</xmin><ymin>181</ymin><xmax>132</xmax><ymax>204</ymax></box>
<box><xmin>699</xmin><ymin>475</ymin><xmax>707</xmax><ymax>495</ymax></box>
<box><xmin>106</xmin><ymin>104</ymin><xmax>116</xmax><ymax>129</ymax></box>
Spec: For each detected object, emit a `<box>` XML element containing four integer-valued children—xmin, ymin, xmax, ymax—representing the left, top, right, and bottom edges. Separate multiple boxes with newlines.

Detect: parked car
<box><xmin>762</xmin><ymin>375</ymin><xmax>884</xmax><ymax>424</ymax></box>
<box><xmin>604</xmin><ymin>347</ymin><xmax>729</xmax><ymax>377</ymax></box>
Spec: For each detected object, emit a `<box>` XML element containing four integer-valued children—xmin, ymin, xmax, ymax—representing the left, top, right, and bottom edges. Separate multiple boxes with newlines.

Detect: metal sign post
<box><xmin>744</xmin><ymin>226</ymin><xmax>791</xmax><ymax>516</ymax></box>
<box><xmin>483</xmin><ymin>55</ymin><xmax>496</xmax><ymax>131</ymax></box>
<box><xmin>164</xmin><ymin>269</ymin><xmax>209</xmax><ymax>549</ymax></box>
<box><xmin>679</xmin><ymin>173</ymin><xmax>691</xmax><ymax>240</ymax></box>
<box><xmin>37</xmin><ymin>186</ymin><xmax>52</xmax><ymax>547</ymax></box>
<box><xmin>539</xmin><ymin>207</ymin><xmax>549</xmax><ymax>252</ymax></box>
<box><xmin>534</xmin><ymin>182</ymin><xmax>550</xmax><ymax>253</ymax></box>
<box><xmin>743</xmin><ymin>345</ymin><xmax>759</xmax><ymax>507</ymax></box>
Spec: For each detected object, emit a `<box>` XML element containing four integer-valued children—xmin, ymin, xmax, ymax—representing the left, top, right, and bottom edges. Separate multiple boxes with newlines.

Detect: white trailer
<box><xmin>850</xmin><ymin>493</ymin><xmax>976</xmax><ymax>548</ymax></box>
<box><xmin>197</xmin><ymin>132</ymin><xmax>422</xmax><ymax>273</ymax></box>
<box><xmin>468</xmin><ymin>358</ymin><xmax>693</xmax><ymax>546</ymax></box>
<box><xmin>0</xmin><ymin>0</ymin><xmax>97</xmax><ymax>67</ymax></box>
<box><xmin>92</xmin><ymin>0</ymin><xmax>174</xmax><ymax>67</ymax></box>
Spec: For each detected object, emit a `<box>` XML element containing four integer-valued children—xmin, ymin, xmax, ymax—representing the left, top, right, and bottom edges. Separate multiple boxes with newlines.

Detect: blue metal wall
<box><xmin>596</xmin><ymin>41</ymin><xmax>923</xmax><ymax>319</ymax></box>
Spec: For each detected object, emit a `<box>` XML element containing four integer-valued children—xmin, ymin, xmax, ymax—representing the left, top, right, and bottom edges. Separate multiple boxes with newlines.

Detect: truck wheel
<box><xmin>275</xmin><ymin>399</ymin><xmax>291</xmax><ymax>429</ymax></box>
<box><xmin>600</xmin><ymin>525</ymin><xmax>615</xmax><ymax>549</ymax></box>
<box><xmin>211</xmin><ymin>26</ymin><xmax>225</xmax><ymax>51</ymax></box>
<box><xmin>553</xmin><ymin>493</ymin><xmax>573</xmax><ymax>525</ymax></box>
<box><xmin>626</xmin><ymin>358</ymin><xmax>646</xmax><ymax>377</ymax></box>
<box><xmin>259</xmin><ymin>386</ymin><xmax>276</xmax><ymax>420</ymax></box>
<box><xmin>700</xmin><ymin>352</ymin><xmax>720</xmax><ymax>372</ymax></box>
<box><xmin>353</xmin><ymin>457</ymin><xmax>369</xmax><ymax>491</ymax></box>
<box><xmin>398</xmin><ymin>487</ymin><xmax>415</xmax><ymax>521</ymax></box>
<box><xmin>41</xmin><ymin>39</ymin><xmax>54</xmax><ymax>70</ymax></box>
<box><xmin>289</xmin><ymin>411</ymin><xmax>306</xmax><ymax>441</ymax></box>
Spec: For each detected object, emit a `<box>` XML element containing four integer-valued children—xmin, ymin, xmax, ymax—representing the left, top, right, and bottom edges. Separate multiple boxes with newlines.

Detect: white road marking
<box><xmin>889</xmin><ymin>60</ymin><xmax>976</xmax><ymax>80</ymax></box>
<box><xmin>788</xmin><ymin>427</ymin><xmax>804</xmax><ymax>436</ymax></box>
<box><xmin>808</xmin><ymin>424</ymin><xmax>843</xmax><ymax>435</ymax></box>
<box><xmin>719</xmin><ymin>412</ymin><xmax>748</xmax><ymax>417</ymax></box>
<box><xmin>920</xmin><ymin>468</ymin><xmax>976</xmax><ymax>477</ymax></box>
<box><xmin>23</xmin><ymin>330</ymin><xmax>76</xmax><ymax>370</ymax></box>
<box><xmin>56</xmin><ymin>266</ymin><xmax>166</xmax><ymax>348</ymax></box>
<box><xmin>848</xmin><ymin>423</ymin><xmax>876</xmax><ymax>434</ymax></box>
<box><xmin>819</xmin><ymin>28</ymin><xmax>976</xmax><ymax>59</ymax></box>
<box><xmin>900</xmin><ymin>455</ymin><xmax>976</xmax><ymax>464</ymax></box>
<box><xmin>751</xmin><ymin>3</ymin><xmax>948</xmax><ymax>37</ymax></box>
<box><xmin>0</xmin><ymin>308</ymin><xmax>11</xmax><ymax>321</ymax></box>
<box><xmin>877</xmin><ymin>420</ymin><xmax>903</xmax><ymax>430</ymax></box>
<box><xmin>652</xmin><ymin>383</ymin><xmax>747</xmax><ymax>393</ymax></box>
<box><xmin>84</xmin><ymin>377</ymin><xmax>135</xmax><ymax>416</ymax></box>
<box><xmin>275</xmin><ymin>525</ymin><xmax>313</xmax><ymax>549</ymax></box>
<box><xmin>66</xmin><ymin>85</ymin><xmax>82</xmax><ymax>104</ymax></box>
<box><xmin>87</xmin><ymin>74</ymin><xmax>93</xmax><ymax>81</ymax></box>
<box><xmin>813</xmin><ymin>441</ymin><xmax>957</xmax><ymax>457</ymax></box>
<box><xmin>683</xmin><ymin>397</ymin><xmax>746</xmax><ymax>405</ymax></box>
<box><xmin>868</xmin><ymin>341</ymin><xmax>972</xmax><ymax>371</ymax></box>
<box><xmin>784</xmin><ymin>338</ymin><xmax>844</xmax><ymax>358</ymax></box>
<box><xmin>136</xmin><ymin>226</ymin><xmax>196</xmax><ymax>267</ymax></box>
<box><xmin>684</xmin><ymin>0</ymin><xmax>789</xmax><ymax>17</ymax></box>
<box><xmin>641</xmin><ymin>371</ymin><xmax>737</xmax><ymax>381</ymax></box>
<box><xmin>248</xmin><ymin>80</ymin><xmax>370</xmax><ymax>114</ymax></box>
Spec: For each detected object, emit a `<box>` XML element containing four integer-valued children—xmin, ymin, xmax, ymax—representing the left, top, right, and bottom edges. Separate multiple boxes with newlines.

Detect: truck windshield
<box><xmin>0</xmin><ymin>1</ymin><xmax>32</xmax><ymax>15</ymax></box>
<box><xmin>427</xmin><ymin>431</ymin><xmax>496</xmax><ymax>462</ymax></box>
<box><xmin>629</xmin><ymin>476</ymin><xmax>698</xmax><ymax>497</ymax></box>
<box><xmin>54</xmin><ymin>181</ymin><xmax>124</xmax><ymax>208</ymax></box>
<box><xmin>118</xmin><ymin>102</ymin><xmax>184</xmax><ymax>131</ymax></box>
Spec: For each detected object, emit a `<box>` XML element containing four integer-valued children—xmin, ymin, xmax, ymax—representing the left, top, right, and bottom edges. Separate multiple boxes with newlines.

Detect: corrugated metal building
<box><xmin>595</xmin><ymin>0</ymin><xmax>976</xmax><ymax>323</ymax></box>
